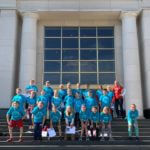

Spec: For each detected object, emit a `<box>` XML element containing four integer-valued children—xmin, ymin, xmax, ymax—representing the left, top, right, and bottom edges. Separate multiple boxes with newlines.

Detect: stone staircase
<box><xmin>0</xmin><ymin>109</ymin><xmax>150</xmax><ymax>150</ymax></box>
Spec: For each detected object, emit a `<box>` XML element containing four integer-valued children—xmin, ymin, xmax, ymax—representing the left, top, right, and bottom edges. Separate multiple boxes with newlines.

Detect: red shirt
<box><xmin>113</xmin><ymin>85</ymin><xmax>123</xmax><ymax>100</ymax></box>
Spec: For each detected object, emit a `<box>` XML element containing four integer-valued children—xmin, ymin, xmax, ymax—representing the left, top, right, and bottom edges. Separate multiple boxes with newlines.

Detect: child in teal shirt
<box><xmin>26</xmin><ymin>91</ymin><xmax>36</xmax><ymax>129</ymax></box>
<box><xmin>51</xmin><ymin>90</ymin><xmax>62</xmax><ymax>111</ymax></box>
<box><xmin>50</xmin><ymin>106</ymin><xmax>62</xmax><ymax>139</ymax></box>
<box><xmin>79</xmin><ymin>105</ymin><xmax>89</xmax><ymax>141</ymax></box>
<box><xmin>127</xmin><ymin>104</ymin><xmax>139</xmax><ymax>141</ymax></box>
<box><xmin>90</xmin><ymin>106</ymin><xmax>99</xmax><ymax>139</ymax></box>
<box><xmin>32</xmin><ymin>101</ymin><xmax>46</xmax><ymax>140</ymax></box>
<box><xmin>6</xmin><ymin>101</ymin><xmax>25</xmax><ymax>142</ymax></box>
<box><xmin>64</xmin><ymin>106</ymin><xmax>75</xmax><ymax>141</ymax></box>
<box><xmin>12</xmin><ymin>88</ymin><xmax>26</xmax><ymax>110</ymax></box>
<box><xmin>74</xmin><ymin>92</ymin><xmax>84</xmax><ymax>128</ymax></box>
<box><xmin>100</xmin><ymin>107</ymin><xmax>112</xmax><ymax>141</ymax></box>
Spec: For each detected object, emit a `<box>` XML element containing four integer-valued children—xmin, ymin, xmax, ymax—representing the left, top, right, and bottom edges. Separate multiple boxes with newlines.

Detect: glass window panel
<box><xmin>62</xmin><ymin>38</ymin><xmax>78</xmax><ymax>48</ymax></box>
<box><xmin>44</xmin><ymin>50</ymin><xmax>61</xmax><ymax>60</ymax></box>
<box><xmin>80</xmin><ymin>38</ymin><xmax>96</xmax><ymax>48</ymax></box>
<box><xmin>80</xmin><ymin>61</ymin><xmax>97</xmax><ymax>72</ymax></box>
<box><xmin>62</xmin><ymin>61</ymin><xmax>78</xmax><ymax>72</ymax></box>
<box><xmin>80</xmin><ymin>27</ymin><xmax>96</xmax><ymax>37</ymax></box>
<box><xmin>98</xmin><ymin>38</ymin><xmax>114</xmax><ymax>48</ymax></box>
<box><xmin>99</xmin><ymin>61</ymin><xmax>115</xmax><ymax>72</ymax></box>
<box><xmin>99</xmin><ymin>73</ymin><xmax>115</xmax><ymax>84</ymax></box>
<box><xmin>98</xmin><ymin>27</ymin><xmax>114</xmax><ymax>37</ymax></box>
<box><xmin>62</xmin><ymin>27</ymin><xmax>78</xmax><ymax>37</ymax></box>
<box><xmin>98</xmin><ymin>50</ymin><xmax>114</xmax><ymax>60</ymax></box>
<box><xmin>62</xmin><ymin>50</ymin><xmax>79</xmax><ymax>60</ymax></box>
<box><xmin>80</xmin><ymin>50</ymin><xmax>97</xmax><ymax>60</ymax></box>
<box><xmin>45</xmin><ymin>27</ymin><xmax>61</xmax><ymax>37</ymax></box>
<box><xmin>44</xmin><ymin>61</ymin><xmax>60</xmax><ymax>72</ymax></box>
<box><xmin>62</xmin><ymin>73</ymin><xmax>79</xmax><ymax>84</ymax></box>
<box><xmin>45</xmin><ymin>38</ymin><xmax>61</xmax><ymax>48</ymax></box>
<box><xmin>44</xmin><ymin>73</ymin><xmax>60</xmax><ymax>84</ymax></box>
<box><xmin>81</xmin><ymin>73</ymin><xmax>97</xmax><ymax>84</ymax></box>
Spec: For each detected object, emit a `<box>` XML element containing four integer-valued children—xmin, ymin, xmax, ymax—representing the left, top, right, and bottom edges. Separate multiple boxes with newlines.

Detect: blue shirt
<box><xmin>96</xmin><ymin>90</ymin><xmax>103</xmax><ymax>99</ymax></box>
<box><xmin>32</xmin><ymin>106</ymin><xmax>46</xmax><ymax>123</ymax></box>
<box><xmin>43</xmin><ymin>86</ymin><xmax>54</xmax><ymax>100</ymax></box>
<box><xmin>82</xmin><ymin>90</ymin><xmax>89</xmax><ymax>99</ymax></box>
<box><xmin>64</xmin><ymin>95</ymin><xmax>74</xmax><ymax>108</ymax></box>
<box><xmin>90</xmin><ymin>112</ymin><xmax>100</xmax><ymax>123</ymax></box>
<box><xmin>100</xmin><ymin>112</ymin><xmax>112</xmax><ymax>123</ymax></box>
<box><xmin>79</xmin><ymin>110</ymin><xmax>89</xmax><ymax>121</ymax></box>
<box><xmin>37</xmin><ymin>95</ymin><xmax>49</xmax><ymax>111</ymax></box>
<box><xmin>107</xmin><ymin>91</ymin><xmax>114</xmax><ymax>100</ymax></box>
<box><xmin>85</xmin><ymin>97</ymin><xmax>97</xmax><ymax>113</ymax></box>
<box><xmin>73</xmin><ymin>89</ymin><xmax>83</xmax><ymax>97</ymax></box>
<box><xmin>12</xmin><ymin>94</ymin><xmax>26</xmax><ymax>109</ymax></box>
<box><xmin>127</xmin><ymin>109</ymin><xmax>139</xmax><ymax>122</ymax></box>
<box><xmin>100</xmin><ymin>95</ymin><xmax>112</xmax><ymax>109</ymax></box>
<box><xmin>74</xmin><ymin>98</ymin><xmax>84</xmax><ymax>113</ymax></box>
<box><xmin>26</xmin><ymin>97</ymin><xmax>36</xmax><ymax>106</ymax></box>
<box><xmin>58</xmin><ymin>89</ymin><xmax>67</xmax><ymax>100</ymax></box>
<box><xmin>25</xmin><ymin>85</ymin><xmax>38</xmax><ymax>93</ymax></box>
<box><xmin>7</xmin><ymin>106</ymin><xmax>25</xmax><ymax>121</ymax></box>
<box><xmin>50</xmin><ymin>111</ymin><xmax>61</xmax><ymax>123</ymax></box>
<box><xmin>51</xmin><ymin>96</ymin><xmax>62</xmax><ymax>109</ymax></box>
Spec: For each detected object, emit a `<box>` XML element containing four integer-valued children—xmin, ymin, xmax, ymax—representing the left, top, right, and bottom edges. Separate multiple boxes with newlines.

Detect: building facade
<box><xmin>0</xmin><ymin>0</ymin><xmax>150</xmax><ymax>117</ymax></box>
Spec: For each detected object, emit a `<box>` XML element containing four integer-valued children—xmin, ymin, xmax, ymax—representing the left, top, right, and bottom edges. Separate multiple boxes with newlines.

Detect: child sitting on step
<box><xmin>49</xmin><ymin>106</ymin><xmax>62</xmax><ymax>140</ymax></box>
<box><xmin>100</xmin><ymin>106</ymin><xmax>112</xmax><ymax>141</ymax></box>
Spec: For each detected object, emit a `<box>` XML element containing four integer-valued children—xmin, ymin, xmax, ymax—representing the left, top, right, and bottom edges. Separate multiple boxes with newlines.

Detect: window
<box><xmin>44</xmin><ymin>27</ymin><xmax>115</xmax><ymax>84</ymax></box>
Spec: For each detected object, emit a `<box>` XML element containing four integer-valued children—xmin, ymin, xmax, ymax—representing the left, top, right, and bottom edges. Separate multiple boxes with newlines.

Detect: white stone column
<box><xmin>0</xmin><ymin>10</ymin><xmax>18</xmax><ymax>108</ymax></box>
<box><xmin>141</xmin><ymin>10</ymin><xmax>150</xmax><ymax>110</ymax></box>
<box><xmin>121</xmin><ymin>11</ymin><xmax>143</xmax><ymax>117</ymax></box>
<box><xmin>19</xmin><ymin>12</ymin><xmax>39</xmax><ymax>90</ymax></box>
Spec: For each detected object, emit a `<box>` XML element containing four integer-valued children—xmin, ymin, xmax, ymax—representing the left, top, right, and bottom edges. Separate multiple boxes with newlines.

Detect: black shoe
<box><xmin>128</xmin><ymin>137</ymin><xmax>132</xmax><ymax>140</ymax></box>
<box><xmin>135</xmin><ymin>137</ymin><xmax>140</xmax><ymax>141</ymax></box>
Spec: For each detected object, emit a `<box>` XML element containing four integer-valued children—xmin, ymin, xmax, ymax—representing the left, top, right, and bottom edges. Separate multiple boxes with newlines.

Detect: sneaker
<box><xmin>79</xmin><ymin>137</ymin><xmax>82</xmax><ymax>141</ymax></box>
<box><xmin>86</xmin><ymin>137</ymin><xmax>89</xmax><ymax>141</ymax></box>
<box><xmin>101</xmin><ymin>137</ymin><xmax>105</xmax><ymax>141</ymax></box>
<box><xmin>18</xmin><ymin>138</ymin><xmax>23</xmax><ymax>142</ymax></box>
<box><xmin>6</xmin><ymin>138</ymin><xmax>13</xmax><ymax>142</ymax></box>
<box><xmin>109</xmin><ymin>137</ymin><xmax>113</xmax><ymax>141</ymax></box>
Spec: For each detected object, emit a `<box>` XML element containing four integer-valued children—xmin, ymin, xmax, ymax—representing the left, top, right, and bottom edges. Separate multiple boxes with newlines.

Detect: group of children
<box><xmin>6</xmin><ymin>80</ymin><xmax>140</xmax><ymax>142</ymax></box>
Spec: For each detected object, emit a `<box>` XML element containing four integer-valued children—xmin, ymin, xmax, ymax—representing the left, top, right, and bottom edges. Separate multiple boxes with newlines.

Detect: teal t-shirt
<box><xmin>100</xmin><ymin>95</ymin><xmax>112</xmax><ymax>109</ymax></box>
<box><xmin>74</xmin><ymin>98</ymin><xmax>84</xmax><ymax>113</ymax></box>
<box><xmin>25</xmin><ymin>85</ymin><xmax>38</xmax><ymax>93</ymax></box>
<box><xmin>32</xmin><ymin>106</ymin><xmax>46</xmax><ymax>123</ymax></box>
<box><xmin>127</xmin><ymin>109</ymin><xmax>139</xmax><ymax>123</ymax></box>
<box><xmin>79</xmin><ymin>110</ymin><xmax>89</xmax><ymax>121</ymax></box>
<box><xmin>37</xmin><ymin>95</ymin><xmax>49</xmax><ymax>111</ymax></box>
<box><xmin>96</xmin><ymin>90</ymin><xmax>103</xmax><ymax>99</ymax></box>
<box><xmin>12</xmin><ymin>94</ymin><xmax>26</xmax><ymax>109</ymax></box>
<box><xmin>90</xmin><ymin>112</ymin><xmax>99</xmax><ymax>123</ymax></box>
<box><xmin>100</xmin><ymin>112</ymin><xmax>112</xmax><ymax>123</ymax></box>
<box><xmin>107</xmin><ymin>91</ymin><xmax>114</xmax><ymax>100</ymax></box>
<box><xmin>51</xmin><ymin>96</ymin><xmax>62</xmax><ymax>109</ymax></box>
<box><xmin>26</xmin><ymin>97</ymin><xmax>36</xmax><ymax>106</ymax></box>
<box><xmin>43</xmin><ymin>86</ymin><xmax>54</xmax><ymax>99</ymax></box>
<box><xmin>85</xmin><ymin>97</ymin><xmax>97</xmax><ymax>113</ymax></box>
<box><xmin>50</xmin><ymin>111</ymin><xmax>61</xmax><ymax>123</ymax></box>
<box><xmin>64</xmin><ymin>95</ymin><xmax>74</xmax><ymax>108</ymax></box>
<box><xmin>7</xmin><ymin>106</ymin><xmax>25</xmax><ymax>121</ymax></box>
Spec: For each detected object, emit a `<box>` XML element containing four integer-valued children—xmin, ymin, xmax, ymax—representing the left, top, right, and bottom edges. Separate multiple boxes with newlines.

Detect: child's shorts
<box><xmin>9</xmin><ymin>120</ymin><xmax>23</xmax><ymax>128</ymax></box>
